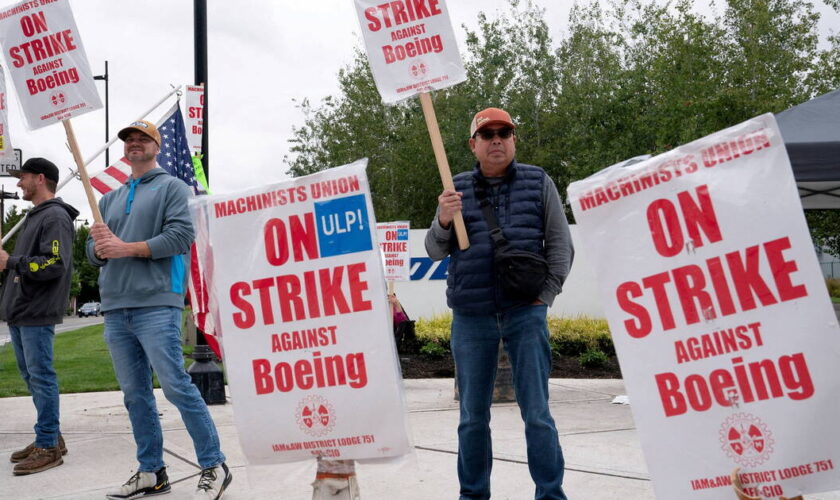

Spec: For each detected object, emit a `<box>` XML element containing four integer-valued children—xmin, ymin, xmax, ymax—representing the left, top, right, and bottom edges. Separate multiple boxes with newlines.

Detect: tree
<box><xmin>71</xmin><ymin>224</ymin><xmax>99</xmax><ymax>304</ymax></box>
<box><xmin>287</xmin><ymin>1</ymin><xmax>565</xmax><ymax>223</ymax></box>
<box><xmin>805</xmin><ymin>210</ymin><xmax>840</xmax><ymax>259</ymax></box>
<box><xmin>286</xmin><ymin>0</ymin><xmax>840</xmax><ymax>228</ymax></box>
<box><xmin>2</xmin><ymin>205</ymin><xmax>27</xmax><ymax>253</ymax></box>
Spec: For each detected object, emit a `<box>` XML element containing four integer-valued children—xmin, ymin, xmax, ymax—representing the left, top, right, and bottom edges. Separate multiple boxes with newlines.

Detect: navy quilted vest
<box><xmin>446</xmin><ymin>162</ymin><xmax>546</xmax><ymax>314</ymax></box>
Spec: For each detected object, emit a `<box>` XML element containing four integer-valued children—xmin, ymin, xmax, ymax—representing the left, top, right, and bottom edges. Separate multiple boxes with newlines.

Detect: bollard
<box><xmin>187</xmin><ymin>345</ymin><xmax>226</xmax><ymax>405</ymax></box>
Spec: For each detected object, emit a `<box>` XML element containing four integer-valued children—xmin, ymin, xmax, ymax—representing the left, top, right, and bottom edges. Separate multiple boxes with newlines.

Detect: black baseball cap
<box><xmin>9</xmin><ymin>157</ymin><xmax>59</xmax><ymax>183</ymax></box>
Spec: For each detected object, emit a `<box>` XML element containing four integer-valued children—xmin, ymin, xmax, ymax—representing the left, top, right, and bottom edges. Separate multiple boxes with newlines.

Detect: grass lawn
<box><xmin>0</xmin><ymin>325</ymin><xmax>118</xmax><ymax>397</ymax></box>
<box><xmin>0</xmin><ymin>325</ymin><xmax>205</xmax><ymax>398</ymax></box>
<box><xmin>832</xmin><ymin>296</ymin><xmax>840</xmax><ymax>304</ymax></box>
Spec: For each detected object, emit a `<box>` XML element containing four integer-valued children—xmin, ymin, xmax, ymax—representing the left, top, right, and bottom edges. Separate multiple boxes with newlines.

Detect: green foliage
<box><xmin>0</xmin><ymin>324</ymin><xmax>201</xmax><ymax>397</ymax></box>
<box><xmin>578</xmin><ymin>348</ymin><xmax>610</xmax><ymax>369</ymax></box>
<box><xmin>287</xmin><ymin>0</ymin><xmax>840</xmax><ymax>232</ymax></box>
<box><xmin>414</xmin><ymin>312</ymin><xmax>614</xmax><ymax>358</ymax></box>
<box><xmin>547</xmin><ymin>315</ymin><xmax>613</xmax><ymax>356</ymax></box>
<box><xmin>826</xmin><ymin>278</ymin><xmax>840</xmax><ymax>298</ymax></box>
<box><xmin>415</xmin><ymin>315</ymin><xmax>452</xmax><ymax>358</ymax></box>
<box><xmin>2</xmin><ymin>205</ymin><xmax>27</xmax><ymax>253</ymax></box>
<box><xmin>419</xmin><ymin>339</ymin><xmax>449</xmax><ymax>358</ymax></box>
<box><xmin>807</xmin><ymin>210</ymin><xmax>840</xmax><ymax>259</ymax></box>
<box><xmin>0</xmin><ymin>325</ymin><xmax>119</xmax><ymax>397</ymax></box>
<box><xmin>71</xmin><ymin>223</ymin><xmax>99</xmax><ymax>303</ymax></box>
<box><xmin>415</xmin><ymin>313</ymin><xmax>454</xmax><ymax>342</ymax></box>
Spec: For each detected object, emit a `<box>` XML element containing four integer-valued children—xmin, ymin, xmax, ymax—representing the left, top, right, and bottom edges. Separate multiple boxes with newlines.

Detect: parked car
<box><xmin>78</xmin><ymin>302</ymin><xmax>101</xmax><ymax>317</ymax></box>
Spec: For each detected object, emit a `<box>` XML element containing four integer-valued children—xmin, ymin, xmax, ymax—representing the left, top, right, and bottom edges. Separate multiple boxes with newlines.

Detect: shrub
<box><xmin>826</xmin><ymin>278</ymin><xmax>840</xmax><ymax>298</ymax></box>
<box><xmin>578</xmin><ymin>348</ymin><xmax>609</xmax><ymax>369</ymax></box>
<box><xmin>413</xmin><ymin>313</ymin><xmax>615</xmax><ymax>359</ymax></box>
<box><xmin>547</xmin><ymin>316</ymin><xmax>613</xmax><ymax>356</ymax></box>
<box><xmin>420</xmin><ymin>339</ymin><xmax>449</xmax><ymax>358</ymax></box>
<box><xmin>415</xmin><ymin>313</ymin><xmax>452</xmax><ymax>343</ymax></box>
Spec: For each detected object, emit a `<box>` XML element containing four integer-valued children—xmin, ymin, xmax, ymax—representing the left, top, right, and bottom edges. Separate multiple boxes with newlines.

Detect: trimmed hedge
<box><xmin>414</xmin><ymin>313</ymin><xmax>614</xmax><ymax>360</ymax></box>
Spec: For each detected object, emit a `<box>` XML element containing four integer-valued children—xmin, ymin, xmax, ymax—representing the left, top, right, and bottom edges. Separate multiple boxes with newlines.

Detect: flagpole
<box><xmin>56</xmin><ymin>85</ymin><xmax>183</xmax><ymax>192</ymax></box>
<box><xmin>2</xmin><ymin>86</ymin><xmax>183</xmax><ymax>244</ymax></box>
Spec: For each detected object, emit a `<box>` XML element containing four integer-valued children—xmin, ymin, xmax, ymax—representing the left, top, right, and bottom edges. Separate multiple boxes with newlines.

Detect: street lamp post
<box><xmin>93</xmin><ymin>61</ymin><xmax>109</xmax><ymax>168</ymax></box>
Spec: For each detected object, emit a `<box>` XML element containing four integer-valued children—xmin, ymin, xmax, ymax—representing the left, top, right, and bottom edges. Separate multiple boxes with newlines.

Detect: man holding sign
<box><xmin>87</xmin><ymin>121</ymin><xmax>231</xmax><ymax>500</ymax></box>
<box><xmin>425</xmin><ymin>108</ymin><xmax>574</xmax><ymax>499</ymax></box>
<box><xmin>1</xmin><ymin>158</ymin><xmax>77</xmax><ymax>476</ymax></box>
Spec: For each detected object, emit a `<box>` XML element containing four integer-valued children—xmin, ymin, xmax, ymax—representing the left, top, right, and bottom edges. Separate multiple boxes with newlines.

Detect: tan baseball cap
<box><xmin>470</xmin><ymin>107</ymin><xmax>516</xmax><ymax>137</ymax></box>
<box><xmin>118</xmin><ymin>120</ymin><xmax>161</xmax><ymax>146</ymax></box>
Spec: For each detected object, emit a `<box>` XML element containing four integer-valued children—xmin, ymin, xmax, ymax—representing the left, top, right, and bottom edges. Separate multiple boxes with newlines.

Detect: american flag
<box><xmin>90</xmin><ymin>102</ymin><xmax>199</xmax><ymax>195</ymax></box>
<box><xmin>89</xmin><ymin>102</ymin><xmax>221</xmax><ymax>357</ymax></box>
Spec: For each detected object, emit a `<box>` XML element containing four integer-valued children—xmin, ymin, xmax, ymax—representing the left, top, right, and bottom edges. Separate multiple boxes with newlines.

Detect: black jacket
<box><xmin>0</xmin><ymin>197</ymin><xmax>79</xmax><ymax>326</ymax></box>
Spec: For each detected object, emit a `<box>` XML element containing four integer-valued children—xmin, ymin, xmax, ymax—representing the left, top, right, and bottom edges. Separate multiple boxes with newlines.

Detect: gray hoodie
<box><xmin>86</xmin><ymin>167</ymin><xmax>194</xmax><ymax>312</ymax></box>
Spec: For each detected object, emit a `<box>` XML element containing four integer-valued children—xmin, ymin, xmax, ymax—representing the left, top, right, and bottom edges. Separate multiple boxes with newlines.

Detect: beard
<box><xmin>127</xmin><ymin>149</ymin><xmax>157</xmax><ymax>162</ymax></box>
<box><xmin>19</xmin><ymin>183</ymin><xmax>33</xmax><ymax>201</ymax></box>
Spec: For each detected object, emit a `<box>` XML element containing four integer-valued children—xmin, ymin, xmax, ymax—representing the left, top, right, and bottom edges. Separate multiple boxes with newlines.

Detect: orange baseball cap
<box><xmin>470</xmin><ymin>107</ymin><xmax>515</xmax><ymax>136</ymax></box>
<box><xmin>118</xmin><ymin>120</ymin><xmax>161</xmax><ymax>146</ymax></box>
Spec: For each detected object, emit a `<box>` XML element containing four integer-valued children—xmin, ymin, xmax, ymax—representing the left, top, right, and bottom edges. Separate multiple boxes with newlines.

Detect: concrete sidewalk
<box><xmin>1</xmin><ymin>379</ymin><xmax>654</xmax><ymax>499</ymax></box>
<box><xmin>6</xmin><ymin>379</ymin><xmax>840</xmax><ymax>499</ymax></box>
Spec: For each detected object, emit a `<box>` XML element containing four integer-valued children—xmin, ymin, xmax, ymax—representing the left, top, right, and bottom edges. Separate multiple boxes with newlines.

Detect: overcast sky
<box><xmin>0</xmin><ymin>0</ymin><xmax>837</xmax><ymax>225</ymax></box>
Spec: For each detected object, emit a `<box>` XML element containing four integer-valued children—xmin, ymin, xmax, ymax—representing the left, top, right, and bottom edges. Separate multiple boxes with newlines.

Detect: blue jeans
<box><xmin>10</xmin><ymin>324</ymin><xmax>60</xmax><ymax>449</ymax></box>
<box><xmin>104</xmin><ymin>306</ymin><xmax>225</xmax><ymax>471</ymax></box>
<box><xmin>452</xmin><ymin>305</ymin><xmax>566</xmax><ymax>500</ymax></box>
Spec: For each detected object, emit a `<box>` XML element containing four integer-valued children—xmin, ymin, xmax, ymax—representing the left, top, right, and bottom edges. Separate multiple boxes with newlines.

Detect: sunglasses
<box><xmin>474</xmin><ymin>127</ymin><xmax>514</xmax><ymax>140</ymax></box>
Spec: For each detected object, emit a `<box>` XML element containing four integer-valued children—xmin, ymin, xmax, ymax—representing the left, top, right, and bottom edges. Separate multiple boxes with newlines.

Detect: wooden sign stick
<box><xmin>62</xmin><ymin>119</ymin><xmax>102</xmax><ymax>223</ymax></box>
<box><xmin>418</xmin><ymin>91</ymin><xmax>469</xmax><ymax>250</ymax></box>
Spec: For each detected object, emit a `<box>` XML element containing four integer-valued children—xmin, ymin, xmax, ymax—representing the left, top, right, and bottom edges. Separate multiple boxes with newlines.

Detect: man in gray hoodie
<box><xmin>87</xmin><ymin>120</ymin><xmax>231</xmax><ymax>500</ymax></box>
<box><xmin>1</xmin><ymin>158</ymin><xmax>78</xmax><ymax>476</ymax></box>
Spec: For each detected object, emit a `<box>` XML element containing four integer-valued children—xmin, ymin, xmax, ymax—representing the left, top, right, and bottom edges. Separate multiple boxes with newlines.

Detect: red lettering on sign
<box><xmin>655</xmin><ymin>352</ymin><xmax>814</xmax><ymax>417</ymax></box>
<box><xmin>252</xmin><ymin>351</ymin><xmax>368</xmax><ymax>394</ymax></box>
<box><xmin>20</xmin><ymin>11</ymin><xmax>48</xmax><ymax>37</ymax></box>
<box><xmin>263</xmin><ymin>214</ymin><xmax>318</xmax><ymax>266</ymax></box>
<box><xmin>364</xmin><ymin>0</ymin><xmax>442</xmax><ymax>32</ymax></box>
<box><xmin>381</xmin><ymin>34</ymin><xmax>443</xmax><ymax>64</ymax></box>
<box><xmin>647</xmin><ymin>185</ymin><xmax>722</xmax><ymax>258</ymax></box>
<box><xmin>228</xmin><ymin>263</ymin><xmax>373</xmax><ymax>326</ymax></box>
<box><xmin>9</xmin><ymin>29</ymin><xmax>77</xmax><ymax>68</ymax></box>
<box><xmin>616</xmin><ymin>237</ymin><xmax>807</xmax><ymax>337</ymax></box>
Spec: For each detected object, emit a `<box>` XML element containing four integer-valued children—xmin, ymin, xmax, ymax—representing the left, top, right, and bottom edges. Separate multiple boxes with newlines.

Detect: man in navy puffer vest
<box><xmin>426</xmin><ymin>107</ymin><xmax>574</xmax><ymax>500</ymax></box>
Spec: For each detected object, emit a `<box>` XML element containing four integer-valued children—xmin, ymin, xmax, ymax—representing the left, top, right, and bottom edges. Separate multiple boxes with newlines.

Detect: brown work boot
<box><xmin>10</xmin><ymin>435</ymin><xmax>67</xmax><ymax>463</ymax></box>
<box><xmin>13</xmin><ymin>446</ymin><xmax>63</xmax><ymax>475</ymax></box>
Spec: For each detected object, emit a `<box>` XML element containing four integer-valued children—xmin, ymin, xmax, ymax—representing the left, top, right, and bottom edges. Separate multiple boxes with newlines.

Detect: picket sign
<box><xmin>354</xmin><ymin>0</ymin><xmax>469</xmax><ymax>249</ymax></box>
<box><xmin>0</xmin><ymin>65</ymin><xmax>12</xmax><ymax>160</ymax></box>
<box><xmin>0</xmin><ymin>0</ymin><xmax>104</xmax><ymax>220</ymax></box>
<box><xmin>567</xmin><ymin>114</ymin><xmax>840</xmax><ymax>499</ymax></box>
<box><xmin>184</xmin><ymin>84</ymin><xmax>204</xmax><ymax>154</ymax></box>
<box><xmin>193</xmin><ymin>159</ymin><xmax>411</xmax><ymax>464</ymax></box>
<box><xmin>377</xmin><ymin>220</ymin><xmax>411</xmax><ymax>281</ymax></box>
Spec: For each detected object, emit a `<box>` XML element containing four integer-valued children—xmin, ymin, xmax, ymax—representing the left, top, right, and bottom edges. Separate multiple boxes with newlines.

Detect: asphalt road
<box><xmin>0</xmin><ymin>315</ymin><xmax>105</xmax><ymax>347</ymax></box>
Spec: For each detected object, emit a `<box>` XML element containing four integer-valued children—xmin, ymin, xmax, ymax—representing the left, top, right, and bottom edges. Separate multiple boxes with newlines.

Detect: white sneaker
<box><xmin>106</xmin><ymin>467</ymin><xmax>170</xmax><ymax>499</ymax></box>
<box><xmin>312</xmin><ymin>476</ymin><xmax>361</xmax><ymax>499</ymax></box>
<box><xmin>193</xmin><ymin>462</ymin><xmax>232</xmax><ymax>500</ymax></box>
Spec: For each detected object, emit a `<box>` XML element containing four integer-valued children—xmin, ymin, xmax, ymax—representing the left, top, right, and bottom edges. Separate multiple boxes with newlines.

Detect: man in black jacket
<box><xmin>0</xmin><ymin>158</ymin><xmax>78</xmax><ymax>476</ymax></box>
